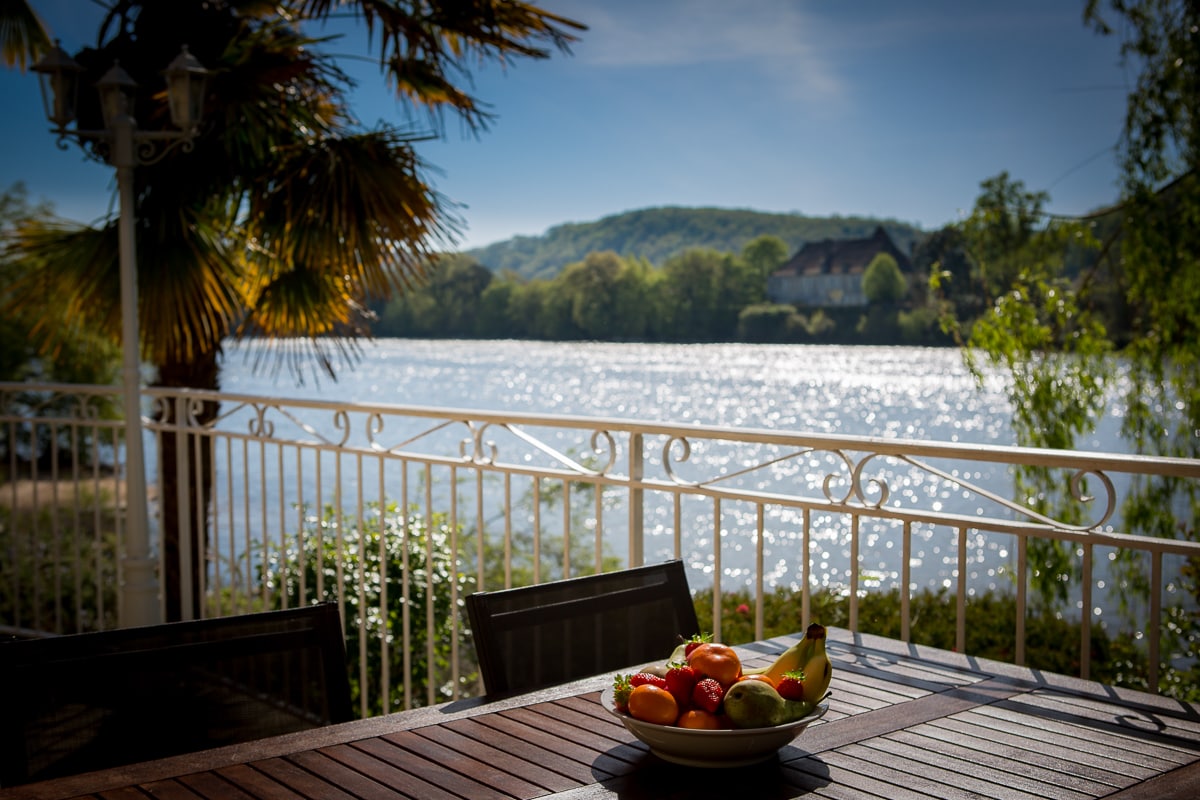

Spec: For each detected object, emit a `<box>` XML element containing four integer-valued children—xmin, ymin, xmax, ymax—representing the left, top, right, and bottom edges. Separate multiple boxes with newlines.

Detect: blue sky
<box><xmin>2</xmin><ymin>1</ymin><xmax>1132</xmax><ymax>251</ymax></box>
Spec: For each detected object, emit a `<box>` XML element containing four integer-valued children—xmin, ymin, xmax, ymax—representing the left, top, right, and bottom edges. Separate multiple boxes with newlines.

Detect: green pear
<box><xmin>722</xmin><ymin>680</ymin><xmax>815</xmax><ymax>729</ymax></box>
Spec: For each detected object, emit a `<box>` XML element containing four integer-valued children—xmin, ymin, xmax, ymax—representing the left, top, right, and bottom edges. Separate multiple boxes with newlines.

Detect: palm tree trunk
<box><xmin>155</xmin><ymin>347</ymin><xmax>220</xmax><ymax>621</ymax></box>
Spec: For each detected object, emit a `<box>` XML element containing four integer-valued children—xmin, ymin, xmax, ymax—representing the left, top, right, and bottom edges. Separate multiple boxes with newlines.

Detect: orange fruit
<box><xmin>737</xmin><ymin>673</ymin><xmax>778</xmax><ymax>689</ymax></box>
<box><xmin>627</xmin><ymin>684</ymin><xmax>679</xmax><ymax>726</ymax></box>
<box><xmin>686</xmin><ymin>642</ymin><xmax>742</xmax><ymax>686</ymax></box>
<box><xmin>676</xmin><ymin>708</ymin><xmax>721</xmax><ymax>729</ymax></box>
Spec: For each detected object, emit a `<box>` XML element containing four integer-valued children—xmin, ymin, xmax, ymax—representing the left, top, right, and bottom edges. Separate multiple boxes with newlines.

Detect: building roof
<box><xmin>772</xmin><ymin>226</ymin><xmax>912</xmax><ymax>278</ymax></box>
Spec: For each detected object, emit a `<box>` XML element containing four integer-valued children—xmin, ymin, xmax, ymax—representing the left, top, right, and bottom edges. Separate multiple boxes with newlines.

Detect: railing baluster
<box><xmin>1081</xmin><ymin>542</ymin><xmax>1093</xmax><ymax>681</ymax></box>
<box><xmin>1150</xmin><ymin>551</ymin><xmax>1162</xmax><ymax>690</ymax></box>
<box><xmin>755</xmin><ymin>503</ymin><xmax>765</xmax><ymax>641</ymax></box>
<box><xmin>449</xmin><ymin>463</ymin><xmax>460</xmax><ymax>699</ymax></box>
<box><xmin>503</xmin><ymin>471</ymin><xmax>513</xmax><ymax>588</ymax></box>
<box><xmin>377</xmin><ymin>452</ymin><xmax>389</xmax><ymax>715</ymax></box>
<box><xmin>401</xmin><ymin>458</ymin><xmax>412</xmax><ymax>710</ymax></box>
<box><xmin>956</xmin><ymin>526</ymin><xmax>967</xmax><ymax>655</ymax></box>
<box><xmin>901</xmin><ymin>520</ymin><xmax>911</xmax><ymax>643</ymax></box>
<box><xmin>713</xmin><ymin>497</ymin><xmax>722</xmax><ymax>642</ymax></box>
<box><xmin>629</xmin><ymin>431</ymin><xmax>644</xmax><ymax>566</ymax></box>
<box><xmin>849</xmin><ymin>515</ymin><xmax>860</xmax><ymax>632</ymax></box>
<box><xmin>594</xmin><ymin>477</ymin><xmax>603</xmax><ymax>574</ymax></box>
<box><xmin>532</xmin><ymin>476</ymin><xmax>541</xmax><ymax>585</ymax></box>
<box><xmin>356</xmin><ymin>451</ymin><xmax>368</xmax><ymax>717</ymax></box>
<box><xmin>561</xmin><ymin>477</ymin><xmax>570</xmax><ymax>578</ymax></box>
<box><xmin>424</xmin><ymin>462</ymin><xmax>435</xmax><ymax>708</ymax></box>
<box><xmin>801</xmin><ymin>507</ymin><xmax>811</xmax><ymax>628</ymax></box>
<box><xmin>1016</xmin><ymin>531</ymin><xmax>1027</xmax><ymax>666</ymax></box>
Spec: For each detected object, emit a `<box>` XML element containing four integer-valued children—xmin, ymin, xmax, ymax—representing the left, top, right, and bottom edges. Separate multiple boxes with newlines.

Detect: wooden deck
<box><xmin>5</xmin><ymin>628</ymin><xmax>1199</xmax><ymax>799</ymax></box>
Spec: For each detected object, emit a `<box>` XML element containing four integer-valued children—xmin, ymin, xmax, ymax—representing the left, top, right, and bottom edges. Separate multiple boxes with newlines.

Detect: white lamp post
<box><xmin>33</xmin><ymin>41</ymin><xmax>209</xmax><ymax>628</ymax></box>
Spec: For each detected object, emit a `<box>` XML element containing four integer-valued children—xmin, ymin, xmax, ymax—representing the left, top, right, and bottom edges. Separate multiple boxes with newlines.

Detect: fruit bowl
<box><xmin>600</xmin><ymin>685</ymin><xmax>828</xmax><ymax>768</ymax></box>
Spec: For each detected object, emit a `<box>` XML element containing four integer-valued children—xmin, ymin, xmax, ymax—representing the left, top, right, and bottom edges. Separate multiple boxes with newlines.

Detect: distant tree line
<box><xmin>371</xmin><ymin>235</ymin><xmax>960</xmax><ymax>345</ymax></box>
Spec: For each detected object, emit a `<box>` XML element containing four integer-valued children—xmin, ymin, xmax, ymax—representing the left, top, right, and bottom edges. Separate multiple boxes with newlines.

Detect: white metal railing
<box><xmin>2</xmin><ymin>381</ymin><xmax>1198</xmax><ymax>715</ymax></box>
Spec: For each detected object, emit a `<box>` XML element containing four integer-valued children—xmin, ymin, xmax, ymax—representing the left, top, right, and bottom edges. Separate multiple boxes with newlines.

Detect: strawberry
<box><xmin>776</xmin><ymin>669</ymin><xmax>806</xmax><ymax>701</ymax></box>
<box><xmin>691</xmin><ymin>677</ymin><xmax>724</xmax><ymax>713</ymax></box>
<box><xmin>683</xmin><ymin>633</ymin><xmax>713</xmax><ymax>658</ymax></box>
<box><xmin>612</xmin><ymin>674</ymin><xmax>633</xmax><ymax>712</ymax></box>
<box><xmin>629</xmin><ymin>672</ymin><xmax>667</xmax><ymax>690</ymax></box>
<box><xmin>664</xmin><ymin>661</ymin><xmax>698</xmax><ymax>708</ymax></box>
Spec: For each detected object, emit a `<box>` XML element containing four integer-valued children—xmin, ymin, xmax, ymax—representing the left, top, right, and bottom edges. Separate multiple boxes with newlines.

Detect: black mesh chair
<box><xmin>0</xmin><ymin>603</ymin><xmax>352</xmax><ymax>787</ymax></box>
<box><xmin>466</xmin><ymin>560</ymin><xmax>700</xmax><ymax>697</ymax></box>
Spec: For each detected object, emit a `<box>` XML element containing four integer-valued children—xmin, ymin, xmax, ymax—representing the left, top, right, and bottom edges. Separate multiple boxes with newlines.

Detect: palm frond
<box><xmin>287</xmin><ymin>0</ymin><xmax>584</xmax><ymax>134</ymax></box>
<box><xmin>0</xmin><ymin>0</ymin><xmax>51</xmax><ymax>71</ymax></box>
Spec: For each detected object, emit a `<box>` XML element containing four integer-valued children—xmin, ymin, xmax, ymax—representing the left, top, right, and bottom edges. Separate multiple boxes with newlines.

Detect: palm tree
<box><xmin>4</xmin><ymin>0</ymin><xmax>583</xmax><ymax>620</ymax></box>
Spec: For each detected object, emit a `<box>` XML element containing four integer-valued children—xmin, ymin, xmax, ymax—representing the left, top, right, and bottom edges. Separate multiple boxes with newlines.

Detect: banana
<box><xmin>743</xmin><ymin>622</ymin><xmax>824</xmax><ymax>683</ymax></box>
<box><xmin>798</xmin><ymin>624</ymin><xmax>832</xmax><ymax>703</ymax></box>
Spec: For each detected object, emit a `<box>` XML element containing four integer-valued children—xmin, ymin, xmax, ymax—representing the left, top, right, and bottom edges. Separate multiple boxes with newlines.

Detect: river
<box><xmin>220</xmin><ymin>339</ymin><xmax>1127</xmax><ymax>449</ymax></box>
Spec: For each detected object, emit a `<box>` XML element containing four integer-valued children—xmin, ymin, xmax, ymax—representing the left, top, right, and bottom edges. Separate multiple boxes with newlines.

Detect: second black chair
<box><xmin>466</xmin><ymin>559</ymin><xmax>700</xmax><ymax>697</ymax></box>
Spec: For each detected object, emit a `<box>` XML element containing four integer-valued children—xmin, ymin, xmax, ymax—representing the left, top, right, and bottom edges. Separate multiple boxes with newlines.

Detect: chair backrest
<box><xmin>466</xmin><ymin>560</ymin><xmax>700</xmax><ymax>697</ymax></box>
<box><xmin>0</xmin><ymin>603</ymin><xmax>352</xmax><ymax>787</ymax></box>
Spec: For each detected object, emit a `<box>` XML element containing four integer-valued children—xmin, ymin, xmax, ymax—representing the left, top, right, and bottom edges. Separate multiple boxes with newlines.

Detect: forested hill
<box><xmin>463</xmin><ymin>206</ymin><xmax>926</xmax><ymax>280</ymax></box>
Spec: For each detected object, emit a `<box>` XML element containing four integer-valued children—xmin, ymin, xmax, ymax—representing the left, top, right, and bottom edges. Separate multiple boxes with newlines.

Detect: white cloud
<box><xmin>553</xmin><ymin>0</ymin><xmax>845</xmax><ymax>104</ymax></box>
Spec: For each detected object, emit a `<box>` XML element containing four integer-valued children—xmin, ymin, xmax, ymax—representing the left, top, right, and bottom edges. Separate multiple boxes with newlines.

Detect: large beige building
<box><xmin>767</xmin><ymin>226</ymin><xmax>912</xmax><ymax>307</ymax></box>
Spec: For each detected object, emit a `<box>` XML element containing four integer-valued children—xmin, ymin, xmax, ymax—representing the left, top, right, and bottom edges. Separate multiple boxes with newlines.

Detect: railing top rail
<box><xmin>144</xmin><ymin>386</ymin><xmax>1200</xmax><ymax>479</ymax></box>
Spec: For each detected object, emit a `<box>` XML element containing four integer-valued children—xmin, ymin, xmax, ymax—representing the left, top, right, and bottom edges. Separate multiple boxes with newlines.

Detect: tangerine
<box><xmin>627</xmin><ymin>684</ymin><xmax>679</xmax><ymax>726</ymax></box>
<box><xmin>686</xmin><ymin>642</ymin><xmax>742</xmax><ymax>686</ymax></box>
<box><xmin>737</xmin><ymin>673</ymin><xmax>778</xmax><ymax>689</ymax></box>
<box><xmin>676</xmin><ymin>708</ymin><xmax>721</xmax><ymax>729</ymax></box>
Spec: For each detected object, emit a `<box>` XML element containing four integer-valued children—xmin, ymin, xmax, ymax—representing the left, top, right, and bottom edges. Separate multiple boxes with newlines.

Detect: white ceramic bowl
<box><xmin>600</xmin><ymin>685</ymin><xmax>828</xmax><ymax>768</ymax></box>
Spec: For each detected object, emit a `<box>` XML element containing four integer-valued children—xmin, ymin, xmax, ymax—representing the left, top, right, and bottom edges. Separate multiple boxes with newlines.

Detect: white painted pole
<box><xmin>112</xmin><ymin>109</ymin><xmax>159</xmax><ymax>628</ymax></box>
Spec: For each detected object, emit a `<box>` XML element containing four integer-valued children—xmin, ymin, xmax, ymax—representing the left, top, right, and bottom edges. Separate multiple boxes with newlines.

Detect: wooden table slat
<box><xmin>855</xmin><ymin>736</ymin><xmax>1095</xmax><ymax>800</ymax></box>
<box><xmin>971</xmin><ymin>701</ymin><xmax>1200</xmax><ymax>764</ymax></box>
<box><xmin>356</xmin><ymin>733</ymin><xmax>512</xmax><ymax>800</ymax></box>
<box><xmin>211</xmin><ymin>763</ymin><xmax>306</xmax><ymax>800</ymax></box>
<box><xmin>471</xmin><ymin>710</ymin><xmax>636</xmax><ymax>780</ymax></box>
<box><xmin>795</xmin><ymin>751</ymin><xmax>960</xmax><ymax>800</ymax></box>
<box><xmin>416</xmin><ymin>722</ymin><xmax>582</xmax><ymax>794</ymax></box>
<box><xmin>249</xmin><ymin>757</ymin><xmax>361</xmax><ymax>800</ymax></box>
<box><xmin>442</xmin><ymin>717</ymin><xmax>604</xmax><ymax>786</ymax></box>
<box><xmin>904</xmin><ymin>722</ymin><xmax>1132</xmax><ymax>791</ymax></box>
<box><xmin>318</xmin><ymin>742</ymin><xmax>465</xmax><ymax>800</ymax></box>
<box><xmin>176</xmin><ymin>769</ymin><xmax>263</xmax><ymax>800</ymax></box>
<box><xmin>284</xmin><ymin>750</ymin><xmax>408</xmax><ymax>800</ymax></box>
<box><xmin>927</xmin><ymin>715</ymin><xmax>1167</xmax><ymax>782</ymax></box>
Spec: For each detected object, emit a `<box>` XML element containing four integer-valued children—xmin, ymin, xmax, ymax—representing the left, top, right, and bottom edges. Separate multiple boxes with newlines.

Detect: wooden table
<box><xmin>6</xmin><ymin>628</ymin><xmax>1200</xmax><ymax>800</ymax></box>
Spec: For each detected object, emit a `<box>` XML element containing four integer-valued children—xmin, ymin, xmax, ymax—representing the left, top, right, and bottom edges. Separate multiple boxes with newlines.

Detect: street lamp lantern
<box><xmin>96</xmin><ymin>61</ymin><xmax>138</xmax><ymax>131</ymax></box>
<box><xmin>163</xmin><ymin>46</ymin><xmax>209</xmax><ymax>131</ymax></box>
<box><xmin>29</xmin><ymin>40</ymin><xmax>211</xmax><ymax>628</ymax></box>
<box><xmin>31</xmin><ymin>40</ymin><xmax>83</xmax><ymax>129</ymax></box>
